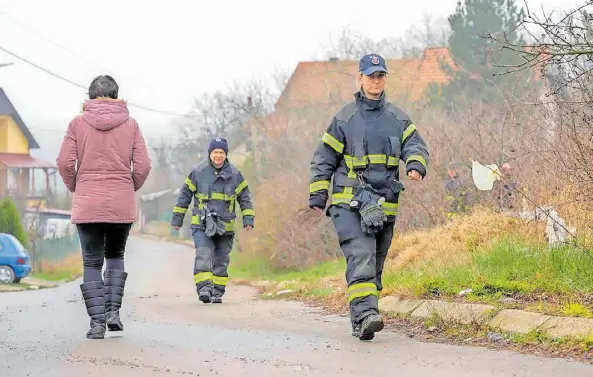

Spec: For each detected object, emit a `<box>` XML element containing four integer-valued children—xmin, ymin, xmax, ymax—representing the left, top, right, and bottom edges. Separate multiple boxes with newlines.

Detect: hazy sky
<box><xmin>0</xmin><ymin>0</ymin><xmax>582</xmax><ymax>162</ymax></box>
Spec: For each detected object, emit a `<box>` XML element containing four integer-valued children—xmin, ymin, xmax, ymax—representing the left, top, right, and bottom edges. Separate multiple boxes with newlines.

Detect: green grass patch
<box><xmin>230</xmin><ymin>231</ymin><xmax>593</xmax><ymax>317</ymax></box>
<box><xmin>30</xmin><ymin>270</ymin><xmax>79</xmax><ymax>282</ymax></box>
<box><xmin>509</xmin><ymin>329</ymin><xmax>593</xmax><ymax>351</ymax></box>
<box><xmin>382</xmin><ymin>237</ymin><xmax>593</xmax><ymax>300</ymax></box>
<box><xmin>229</xmin><ymin>248</ymin><xmax>345</xmax><ymax>283</ymax></box>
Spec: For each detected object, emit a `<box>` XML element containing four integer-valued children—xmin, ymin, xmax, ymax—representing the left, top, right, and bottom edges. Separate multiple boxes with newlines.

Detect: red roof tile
<box><xmin>261</xmin><ymin>47</ymin><xmax>455</xmax><ymax>138</ymax></box>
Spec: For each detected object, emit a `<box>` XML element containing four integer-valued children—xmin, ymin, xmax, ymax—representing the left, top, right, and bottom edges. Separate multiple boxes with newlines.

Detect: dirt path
<box><xmin>0</xmin><ymin>236</ymin><xmax>590</xmax><ymax>376</ymax></box>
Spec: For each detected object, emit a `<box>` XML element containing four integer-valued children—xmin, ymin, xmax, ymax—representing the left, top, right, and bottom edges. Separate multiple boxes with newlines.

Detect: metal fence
<box><xmin>28</xmin><ymin>234</ymin><xmax>80</xmax><ymax>272</ymax></box>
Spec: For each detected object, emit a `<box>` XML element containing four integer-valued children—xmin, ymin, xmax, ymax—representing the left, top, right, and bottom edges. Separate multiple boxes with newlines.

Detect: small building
<box><xmin>0</xmin><ymin>88</ymin><xmax>57</xmax><ymax>210</ymax></box>
<box><xmin>23</xmin><ymin>207</ymin><xmax>75</xmax><ymax>240</ymax></box>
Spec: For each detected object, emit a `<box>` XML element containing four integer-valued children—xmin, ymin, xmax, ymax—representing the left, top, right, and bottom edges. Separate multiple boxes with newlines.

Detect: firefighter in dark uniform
<box><xmin>309</xmin><ymin>54</ymin><xmax>429</xmax><ymax>341</ymax></box>
<box><xmin>171</xmin><ymin>137</ymin><xmax>254</xmax><ymax>303</ymax></box>
<box><xmin>444</xmin><ymin>162</ymin><xmax>474</xmax><ymax>220</ymax></box>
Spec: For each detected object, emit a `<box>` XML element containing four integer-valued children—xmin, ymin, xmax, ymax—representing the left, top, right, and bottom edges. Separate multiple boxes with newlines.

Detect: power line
<box><xmin>0</xmin><ymin>45</ymin><xmax>188</xmax><ymax>117</ymax></box>
<box><xmin>0</xmin><ymin>9</ymin><xmax>157</xmax><ymax>92</ymax></box>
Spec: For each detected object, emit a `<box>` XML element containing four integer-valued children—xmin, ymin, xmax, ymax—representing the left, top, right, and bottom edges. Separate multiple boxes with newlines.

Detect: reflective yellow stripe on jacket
<box><xmin>343</xmin><ymin>154</ymin><xmax>399</xmax><ymax>178</ymax></box>
<box><xmin>191</xmin><ymin>216</ymin><xmax>235</xmax><ymax>232</ymax></box>
<box><xmin>330</xmin><ymin>188</ymin><xmax>399</xmax><ymax>217</ymax></box>
<box><xmin>309</xmin><ymin>180</ymin><xmax>331</xmax><ymax>193</ymax></box>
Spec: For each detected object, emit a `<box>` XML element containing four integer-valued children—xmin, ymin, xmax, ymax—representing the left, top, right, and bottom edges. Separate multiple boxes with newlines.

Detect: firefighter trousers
<box><xmin>328</xmin><ymin>205</ymin><xmax>395</xmax><ymax>325</ymax></box>
<box><xmin>192</xmin><ymin>228</ymin><xmax>234</xmax><ymax>297</ymax></box>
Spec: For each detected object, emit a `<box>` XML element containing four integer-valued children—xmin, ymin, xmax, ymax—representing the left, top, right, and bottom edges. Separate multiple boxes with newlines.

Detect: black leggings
<box><xmin>77</xmin><ymin>223</ymin><xmax>132</xmax><ymax>282</ymax></box>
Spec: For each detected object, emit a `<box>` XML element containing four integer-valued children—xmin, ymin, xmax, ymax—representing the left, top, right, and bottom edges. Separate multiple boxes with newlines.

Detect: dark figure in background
<box><xmin>496</xmin><ymin>163</ymin><xmax>520</xmax><ymax>211</ymax></box>
<box><xmin>444</xmin><ymin>162</ymin><xmax>474</xmax><ymax>220</ymax></box>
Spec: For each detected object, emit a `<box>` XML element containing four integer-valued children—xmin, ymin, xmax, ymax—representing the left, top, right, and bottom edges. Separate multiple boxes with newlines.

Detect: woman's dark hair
<box><xmin>88</xmin><ymin>75</ymin><xmax>119</xmax><ymax>100</ymax></box>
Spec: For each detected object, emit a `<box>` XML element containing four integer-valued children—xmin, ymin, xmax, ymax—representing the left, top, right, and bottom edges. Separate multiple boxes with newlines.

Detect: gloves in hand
<box><xmin>215</xmin><ymin>217</ymin><xmax>227</xmax><ymax>236</ymax></box>
<box><xmin>351</xmin><ymin>185</ymin><xmax>387</xmax><ymax>234</ymax></box>
<box><xmin>359</xmin><ymin>202</ymin><xmax>387</xmax><ymax>234</ymax></box>
<box><xmin>204</xmin><ymin>213</ymin><xmax>218</xmax><ymax>237</ymax></box>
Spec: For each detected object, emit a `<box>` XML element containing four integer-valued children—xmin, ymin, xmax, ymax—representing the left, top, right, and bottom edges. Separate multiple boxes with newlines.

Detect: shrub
<box><xmin>0</xmin><ymin>197</ymin><xmax>28</xmax><ymax>246</ymax></box>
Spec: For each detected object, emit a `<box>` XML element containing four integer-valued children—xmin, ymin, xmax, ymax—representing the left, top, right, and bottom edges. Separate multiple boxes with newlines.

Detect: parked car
<box><xmin>0</xmin><ymin>233</ymin><xmax>32</xmax><ymax>284</ymax></box>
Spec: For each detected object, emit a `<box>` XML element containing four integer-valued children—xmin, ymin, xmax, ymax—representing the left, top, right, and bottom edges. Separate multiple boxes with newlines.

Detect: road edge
<box><xmin>130</xmin><ymin>233</ymin><xmax>593</xmax><ymax>344</ymax></box>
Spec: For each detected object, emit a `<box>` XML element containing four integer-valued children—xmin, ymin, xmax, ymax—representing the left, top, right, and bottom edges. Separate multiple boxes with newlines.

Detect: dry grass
<box><xmin>384</xmin><ymin>206</ymin><xmax>547</xmax><ymax>275</ymax></box>
<box><xmin>34</xmin><ymin>253</ymin><xmax>83</xmax><ymax>282</ymax></box>
<box><xmin>253</xmin><ymin>206</ymin><xmax>593</xmax><ymax>318</ymax></box>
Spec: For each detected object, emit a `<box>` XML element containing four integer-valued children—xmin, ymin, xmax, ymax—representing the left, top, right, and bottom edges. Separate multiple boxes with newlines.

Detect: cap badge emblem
<box><xmin>371</xmin><ymin>56</ymin><xmax>380</xmax><ymax>65</ymax></box>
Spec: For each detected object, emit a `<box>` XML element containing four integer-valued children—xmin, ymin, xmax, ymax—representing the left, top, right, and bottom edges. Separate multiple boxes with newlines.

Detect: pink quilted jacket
<box><xmin>56</xmin><ymin>98</ymin><xmax>152</xmax><ymax>224</ymax></box>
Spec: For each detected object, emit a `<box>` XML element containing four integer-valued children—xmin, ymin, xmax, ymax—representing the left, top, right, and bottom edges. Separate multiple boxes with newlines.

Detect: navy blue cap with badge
<box><xmin>359</xmin><ymin>54</ymin><xmax>388</xmax><ymax>75</ymax></box>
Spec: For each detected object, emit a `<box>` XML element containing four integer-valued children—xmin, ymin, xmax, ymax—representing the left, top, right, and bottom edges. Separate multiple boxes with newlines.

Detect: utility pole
<box><xmin>247</xmin><ymin>96</ymin><xmax>262</xmax><ymax>183</ymax></box>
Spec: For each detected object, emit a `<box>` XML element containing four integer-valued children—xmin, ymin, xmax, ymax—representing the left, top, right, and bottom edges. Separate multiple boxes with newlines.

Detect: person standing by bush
<box><xmin>56</xmin><ymin>75</ymin><xmax>152</xmax><ymax>340</ymax></box>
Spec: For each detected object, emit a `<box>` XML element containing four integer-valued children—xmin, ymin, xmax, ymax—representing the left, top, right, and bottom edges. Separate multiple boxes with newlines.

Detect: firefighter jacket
<box><xmin>171</xmin><ymin>159</ymin><xmax>254</xmax><ymax>234</ymax></box>
<box><xmin>309</xmin><ymin>91</ymin><xmax>429</xmax><ymax>221</ymax></box>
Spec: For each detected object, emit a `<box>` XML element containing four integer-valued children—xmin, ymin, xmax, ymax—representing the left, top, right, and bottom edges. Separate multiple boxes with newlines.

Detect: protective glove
<box><xmin>204</xmin><ymin>213</ymin><xmax>218</xmax><ymax>237</ymax></box>
<box><xmin>350</xmin><ymin>185</ymin><xmax>387</xmax><ymax>234</ymax></box>
<box><xmin>215</xmin><ymin>217</ymin><xmax>227</xmax><ymax>236</ymax></box>
<box><xmin>359</xmin><ymin>202</ymin><xmax>387</xmax><ymax>234</ymax></box>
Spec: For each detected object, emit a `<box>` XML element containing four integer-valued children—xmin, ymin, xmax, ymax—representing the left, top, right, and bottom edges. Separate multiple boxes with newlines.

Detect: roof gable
<box><xmin>0</xmin><ymin>88</ymin><xmax>39</xmax><ymax>149</ymax></box>
<box><xmin>274</xmin><ymin>47</ymin><xmax>454</xmax><ymax>112</ymax></box>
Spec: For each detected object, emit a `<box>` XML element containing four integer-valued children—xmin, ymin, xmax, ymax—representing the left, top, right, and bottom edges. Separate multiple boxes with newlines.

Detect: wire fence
<box><xmin>28</xmin><ymin>234</ymin><xmax>80</xmax><ymax>272</ymax></box>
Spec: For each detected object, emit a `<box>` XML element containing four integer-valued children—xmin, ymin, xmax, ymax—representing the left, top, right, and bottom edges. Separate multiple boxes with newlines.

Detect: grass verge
<box><xmin>31</xmin><ymin>254</ymin><xmax>83</xmax><ymax>282</ymax></box>
<box><xmin>398</xmin><ymin>315</ymin><xmax>593</xmax><ymax>363</ymax></box>
<box><xmin>232</xmin><ymin>207</ymin><xmax>593</xmax><ymax>318</ymax></box>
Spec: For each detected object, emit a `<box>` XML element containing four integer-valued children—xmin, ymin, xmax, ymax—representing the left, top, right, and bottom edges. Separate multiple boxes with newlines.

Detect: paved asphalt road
<box><xmin>0</xmin><ymin>236</ymin><xmax>591</xmax><ymax>376</ymax></box>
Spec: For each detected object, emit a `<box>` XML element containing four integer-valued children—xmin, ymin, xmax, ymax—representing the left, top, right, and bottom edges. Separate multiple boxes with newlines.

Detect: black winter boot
<box><xmin>104</xmin><ymin>270</ymin><xmax>128</xmax><ymax>331</ymax></box>
<box><xmin>80</xmin><ymin>281</ymin><xmax>106</xmax><ymax>339</ymax></box>
<box><xmin>358</xmin><ymin>313</ymin><xmax>384</xmax><ymax>341</ymax></box>
<box><xmin>211</xmin><ymin>296</ymin><xmax>223</xmax><ymax>304</ymax></box>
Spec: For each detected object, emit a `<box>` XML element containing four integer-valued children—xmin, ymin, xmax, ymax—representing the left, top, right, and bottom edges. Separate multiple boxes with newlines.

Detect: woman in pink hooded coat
<box><xmin>57</xmin><ymin>75</ymin><xmax>152</xmax><ymax>340</ymax></box>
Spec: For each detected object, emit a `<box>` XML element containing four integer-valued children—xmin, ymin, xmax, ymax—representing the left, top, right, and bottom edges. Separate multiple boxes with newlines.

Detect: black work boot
<box><xmin>352</xmin><ymin>322</ymin><xmax>361</xmax><ymax>337</ymax></box>
<box><xmin>211</xmin><ymin>296</ymin><xmax>223</xmax><ymax>304</ymax></box>
<box><xmin>104</xmin><ymin>270</ymin><xmax>128</xmax><ymax>332</ymax></box>
<box><xmin>198</xmin><ymin>290</ymin><xmax>212</xmax><ymax>303</ymax></box>
<box><xmin>80</xmin><ymin>281</ymin><xmax>106</xmax><ymax>339</ymax></box>
<box><xmin>358</xmin><ymin>313</ymin><xmax>384</xmax><ymax>341</ymax></box>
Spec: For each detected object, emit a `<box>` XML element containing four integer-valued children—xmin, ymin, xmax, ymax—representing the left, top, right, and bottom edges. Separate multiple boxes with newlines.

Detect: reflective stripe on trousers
<box><xmin>328</xmin><ymin>205</ymin><xmax>395</xmax><ymax>325</ymax></box>
<box><xmin>192</xmin><ymin>229</ymin><xmax>235</xmax><ymax>297</ymax></box>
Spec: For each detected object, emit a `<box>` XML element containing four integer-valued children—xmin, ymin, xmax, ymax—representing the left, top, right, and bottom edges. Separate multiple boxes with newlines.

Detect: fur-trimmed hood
<box><xmin>82</xmin><ymin>97</ymin><xmax>130</xmax><ymax>131</ymax></box>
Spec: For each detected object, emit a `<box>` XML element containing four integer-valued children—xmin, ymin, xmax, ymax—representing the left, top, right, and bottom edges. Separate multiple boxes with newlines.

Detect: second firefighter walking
<box><xmin>171</xmin><ymin>137</ymin><xmax>255</xmax><ymax>304</ymax></box>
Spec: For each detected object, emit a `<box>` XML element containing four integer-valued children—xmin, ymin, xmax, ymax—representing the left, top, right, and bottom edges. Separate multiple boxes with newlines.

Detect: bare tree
<box><xmin>483</xmin><ymin>1</ymin><xmax>593</xmax><ymax>205</ymax></box>
<box><xmin>317</xmin><ymin>17</ymin><xmax>451</xmax><ymax>61</ymax></box>
<box><xmin>148</xmin><ymin>71</ymin><xmax>289</xmax><ymax>187</ymax></box>
<box><xmin>485</xmin><ymin>1</ymin><xmax>593</xmax><ymax>90</ymax></box>
<box><xmin>403</xmin><ymin>12</ymin><xmax>452</xmax><ymax>51</ymax></box>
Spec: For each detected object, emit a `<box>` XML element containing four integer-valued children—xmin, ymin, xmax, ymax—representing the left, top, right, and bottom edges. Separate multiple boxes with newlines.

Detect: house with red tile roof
<box><xmin>256</xmin><ymin>47</ymin><xmax>455</xmax><ymax>140</ymax></box>
<box><xmin>0</xmin><ymin>88</ymin><xmax>57</xmax><ymax>210</ymax></box>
